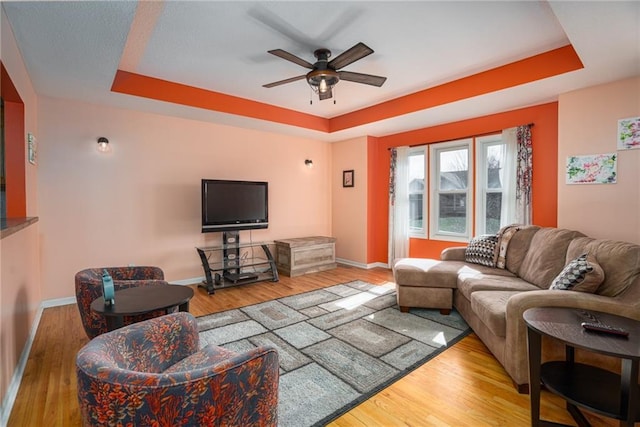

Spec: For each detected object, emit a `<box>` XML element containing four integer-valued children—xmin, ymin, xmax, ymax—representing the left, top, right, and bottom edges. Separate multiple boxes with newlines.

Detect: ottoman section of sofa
<box><xmin>393</xmin><ymin>258</ymin><xmax>467</xmax><ymax>315</ymax></box>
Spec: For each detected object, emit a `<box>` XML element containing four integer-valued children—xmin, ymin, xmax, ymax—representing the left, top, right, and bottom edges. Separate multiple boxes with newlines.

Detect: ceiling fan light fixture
<box><xmin>306</xmin><ymin>69</ymin><xmax>339</xmax><ymax>94</ymax></box>
<box><xmin>319</xmin><ymin>78</ymin><xmax>328</xmax><ymax>93</ymax></box>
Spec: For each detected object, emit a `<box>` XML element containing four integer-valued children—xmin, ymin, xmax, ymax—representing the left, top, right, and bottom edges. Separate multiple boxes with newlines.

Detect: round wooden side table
<box><xmin>91</xmin><ymin>284</ymin><xmax>194</xmax><ymax>332</ymax></box>
<box><xmin>524</xmin><ymin>307</ymin><xmax>639</xmax><ymax>427</ymax></box>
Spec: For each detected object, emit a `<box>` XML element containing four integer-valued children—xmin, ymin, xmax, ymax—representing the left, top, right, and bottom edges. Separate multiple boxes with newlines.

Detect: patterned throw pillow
<box><xmin>550</xmin><ymin>253</ymin><xmax>605</xmax><ymax>293</ymax></box>
<box><xmin>465</xmin><ymin>234</ymin><xmax>499</xmax><ymax>267</ymax></box>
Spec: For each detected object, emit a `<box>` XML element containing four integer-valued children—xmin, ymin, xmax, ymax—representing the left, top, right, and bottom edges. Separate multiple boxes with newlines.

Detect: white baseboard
<box><xmin>0</xmin><ymin>304</ymin><xmax>44</xmax><ymax>427</ymax></box>
<box><xmin>367</xmin><ymin>261</ymin><xmax>390</xmax><ymax>269</ymax></box>
<box><xmin>169</xmin><ymin>276</ymin><xmax>205</xmax><ymax>286</ymax></box>
<box><xmin>336</xmin><ymin>258</ymin><xmax>390</xmax><ymax>270</ymax></box>
<box><xmin>42</xmin><ymin>296</ymin><xmax>76</xmax><ymax>308</ymax></box>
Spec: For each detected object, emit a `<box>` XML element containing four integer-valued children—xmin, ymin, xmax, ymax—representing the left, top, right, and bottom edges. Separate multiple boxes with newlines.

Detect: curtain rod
<box><xmin>387</xmin><ymin>123</ymin><xmax>534</xmax><ymax>150</ymax></box>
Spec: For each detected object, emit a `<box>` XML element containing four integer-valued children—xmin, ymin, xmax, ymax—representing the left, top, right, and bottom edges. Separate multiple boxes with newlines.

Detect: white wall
<box><xmin>558</xmin><ymin>76</ymin><xmax>640</xmax><ymax>243</ymax></box>
<box><xmin>37</xmin><ymin>97</ymin><xmax>332</xmax><ymax>300</ymax></box>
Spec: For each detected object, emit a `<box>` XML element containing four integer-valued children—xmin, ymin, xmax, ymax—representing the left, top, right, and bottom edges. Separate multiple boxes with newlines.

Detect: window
<box><xmin>429</xmin><ymin>139</ymin><xmax>472</xmax><ymax>241</ymax></box>
<box><xmin>408</xmin><ymin>147</ymin><xmax>426</xmax><ymax>237</ymax></box>
<box><xmin>401</xmin><ymin>133</ymin><xmax>517</xmax><ymax>243</ymax></box>
<box><xmin>476</xmin><ymin>134</ymin><xmax>516</xmax><ymax>235</ymax></box>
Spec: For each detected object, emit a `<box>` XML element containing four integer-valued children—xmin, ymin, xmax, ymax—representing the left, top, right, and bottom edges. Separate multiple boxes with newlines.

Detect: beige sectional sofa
<box><xmin>393</xmin><ymin>226</ymin><xmax>640</xmax><ymax>392</ymax></box>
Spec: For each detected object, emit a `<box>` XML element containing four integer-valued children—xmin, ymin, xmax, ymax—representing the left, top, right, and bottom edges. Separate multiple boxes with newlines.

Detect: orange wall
<box><xmin>1</xmin><ymin>63</ymin><xmax>26</xmax><ymax>217</ymax></box>
<box><xmin>558</xmin><ymin>76</ymin><xmax>640</xmax><ymax>243</ymax></box>
<box><xmin>368</xmin><ymin>102</ymin><xmax>559</xmax><ymax>263</ymax></box>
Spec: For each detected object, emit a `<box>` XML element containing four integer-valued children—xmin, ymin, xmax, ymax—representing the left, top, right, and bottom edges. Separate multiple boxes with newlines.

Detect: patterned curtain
<box><xmin>388</xmin><ymin>147</ymin><xmax>410</xmax><ymax>265</ymax></box>
<box><xmin>389</xmin><ymin>148</ymin><xmax>398</xmax><ymax>206</ymax></box>
<box><xmin>515</xmin><ymin>125</ymin><xmax>532</xmax><ymax>224</ymax></box>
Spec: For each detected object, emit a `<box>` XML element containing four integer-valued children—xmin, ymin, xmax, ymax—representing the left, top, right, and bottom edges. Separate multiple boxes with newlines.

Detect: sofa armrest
<box><xmin>506</xmin><ymin>290</ymin><xmax>639</xmax><ymax>324</ymax></box>
<box><xmin>441</xmin><ymin>247</ymin><xmax>467</xmax><ymax>261</ymax></box>
<box><xmin>503</xmin><ymin>290</ymin><xmax>637</xmax><ymax>386</ymax></box>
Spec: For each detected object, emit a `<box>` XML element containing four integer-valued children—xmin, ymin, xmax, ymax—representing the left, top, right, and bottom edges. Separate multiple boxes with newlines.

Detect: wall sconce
<box><xmin>305</xmin><ymin>159</ymin><xmax>313</xmax><ymax>168</ymax></box>
<box><xmin>97</xmin><ymin>137</ymin><xmax>110</xmax><ymax>153</ymax></box>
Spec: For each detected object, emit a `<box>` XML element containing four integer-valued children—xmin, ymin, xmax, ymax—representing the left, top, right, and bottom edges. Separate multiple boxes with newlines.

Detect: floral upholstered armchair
<box><xmin>75</xmin><ymin>266</ymin><xmax>168</xmax><ymax>338</ymax></box>
<box><xmin>76</xmin><ymin>312</ymin><xmax>279</xmax><ymax>426</ymax></box>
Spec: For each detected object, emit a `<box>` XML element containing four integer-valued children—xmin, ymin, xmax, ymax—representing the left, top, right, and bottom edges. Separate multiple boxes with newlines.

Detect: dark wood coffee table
<box><xmin>91</xmin><ymin>284</ymin><xmax>194</xmax><ymax>332</ymax></box>
<box><xmin>524</xmin><ymin>307</ymin><xmax>639</xmax><ymax>427</ymax></box>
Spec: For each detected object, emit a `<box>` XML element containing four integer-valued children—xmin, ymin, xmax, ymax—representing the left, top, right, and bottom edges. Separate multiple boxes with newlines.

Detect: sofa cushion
<box><xmin>504</xmin><ymin>225</ymin><xmax>541</xmax><ymax>274</ymax></box>
<box><xmin>517</xmin><ymin>228</ymin><xmax>584</xmax><ymax>288</ymax></box>
<box><xmin>566</xmin><ymin>237</ymin><xmax>640</xmax><ymax>297</ymax></box>
<box><xmin>550</xmin><ymin>253</ymin><xmax>604</xmax><ymax>293</ymax></box>
<box><xmin>457</xmin><ymin>274</ymin><xmax>538</xmax><ymax>301</ymax></box>
<box><xmin>393</xmin><ymin>259</ymin><xmax>467</xmax><ymax>289</ymax></box>
<box><xmin>465</xmin><ymin>234</ymin><xmax>499</xmax><ymax>267</ymax></box>
<box><xmin>164</xmin><ymin>345</ymin><xmax>238</xmax><ymax>373</ymax></box>
<box><xmin>470</xmin><ymin>291</ymin><xmax>523</xmax><ymax>338</ymax></box>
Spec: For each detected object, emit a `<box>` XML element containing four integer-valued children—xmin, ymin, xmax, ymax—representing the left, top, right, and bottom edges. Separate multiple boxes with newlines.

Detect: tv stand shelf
<box><xmin>196</xmin><ymin>238</ymin><xmax>279</xmax><ymax>295</ymax></box>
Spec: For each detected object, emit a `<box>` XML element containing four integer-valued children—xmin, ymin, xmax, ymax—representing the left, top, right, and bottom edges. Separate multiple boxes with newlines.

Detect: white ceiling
<box><xmin>2</xmin><ymin>1</ymin><xmax>639</xmax><ymax>142</ymax></box>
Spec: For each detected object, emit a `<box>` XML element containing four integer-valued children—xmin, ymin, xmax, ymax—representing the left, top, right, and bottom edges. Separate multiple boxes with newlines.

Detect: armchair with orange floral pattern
<box><xmin>75</xmin><ymin>266</ymin><xmax>168</xmax><ymax>338</ymax></box>
<box><xmin>76</xmin><ymin>312</ymin><xmax>279</xmax><ymax>426</ymax></box>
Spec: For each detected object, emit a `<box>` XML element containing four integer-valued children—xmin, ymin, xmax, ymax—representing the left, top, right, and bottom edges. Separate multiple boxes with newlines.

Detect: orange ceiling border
<box><xmin>329</xmin><ymin>45</ymin><xmax>583</xmax><ymax>132</ymax></box>
<box><xmin>111</xmin><ymin>70</ymin><xmax>331</xmax><ymax>132</ymax></box>
<box><xmin>111</xmin><ymin>45</ymin><xmax>583</xmax><ymax>134</ymax></box>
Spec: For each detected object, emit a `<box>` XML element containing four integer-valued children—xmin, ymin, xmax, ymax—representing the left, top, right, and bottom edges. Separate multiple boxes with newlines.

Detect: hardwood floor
<box><xmin>8</xmin><ymin>266</ymin><xmax>619</xmax><ymax>426</ymax></box>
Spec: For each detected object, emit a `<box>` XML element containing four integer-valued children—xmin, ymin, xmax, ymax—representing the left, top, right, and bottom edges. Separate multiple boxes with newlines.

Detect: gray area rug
<box><xmin>197</xmin><ymin>280</ymin><xmax>470</xmax><ymax>427</ymax></box>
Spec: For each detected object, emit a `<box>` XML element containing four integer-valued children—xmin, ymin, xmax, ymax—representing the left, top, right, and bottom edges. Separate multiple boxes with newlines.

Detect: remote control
<box><xmin>581</xmin><ymin>322</ymin><xmax>629</xmax><ymax>337</ymax></box>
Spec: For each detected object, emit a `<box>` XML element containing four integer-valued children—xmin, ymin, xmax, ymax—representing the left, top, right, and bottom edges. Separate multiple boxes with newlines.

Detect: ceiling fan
<box><xmin>263</xmin><ymin>42</ymin><xmax>387</xmax><ymax>101</ymax></box>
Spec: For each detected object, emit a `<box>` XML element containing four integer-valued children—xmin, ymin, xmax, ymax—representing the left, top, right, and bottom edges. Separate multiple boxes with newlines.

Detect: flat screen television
<box><xmin>201</xmin><ymin>179</ymin><xmax>268</xmax><ymax>233</ymax></box>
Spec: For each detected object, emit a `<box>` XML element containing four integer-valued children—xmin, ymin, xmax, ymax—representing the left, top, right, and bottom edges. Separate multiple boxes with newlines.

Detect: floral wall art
<box><xmin>566</xmin><ymin>153</ymin><xmax>617</xmax><ymax>184</ymax></box>
<box><xmin>617</xmin><ymin>116</ymin><xmax>640</xmax><ymax>150</ymax></box>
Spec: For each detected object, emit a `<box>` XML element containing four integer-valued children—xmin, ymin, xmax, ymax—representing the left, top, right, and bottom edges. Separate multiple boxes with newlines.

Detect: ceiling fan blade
<box><xmin>249</xmin><ymin>6</ymin><xmax>316</xmax><ymax>52</ymax></box>
<box><xmin>329</xmin><ymin>42</ymin><xmax>374</xmax><ymax>70</ymax></box>
<box><xmin>268</xmin><ymin>49</ymin><xmax>313</xmax><ymax>69</ymax></box>
<box><xmin>339</xmin><ymin>71</ymin><xmax>387</xmax><ymax>87</ymax></box>
<box><xmin>319</xmin><ymin>89</ymin><xmax>333</xmax><ymax>100</ymax></box>
<box><xmin>262</xmin><ymin>75</ymin><xmax>307</xmax><ymax>88</ymax></box>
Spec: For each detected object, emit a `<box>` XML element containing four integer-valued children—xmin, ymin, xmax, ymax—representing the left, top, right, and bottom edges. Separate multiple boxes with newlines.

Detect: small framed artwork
<box><xmin>343</xmin><ymin>170</ymin><xmax>354</xmax><ymax>187</ymax></box>
<box><xmin>27</xmin><ymin>133</ymin><xmax>37</xmax><ymax>165</ymax></box>
<box><xmin>617</xmin><ymin>116</ymin><xmax>640</xmax><ymax>150</ymax></box>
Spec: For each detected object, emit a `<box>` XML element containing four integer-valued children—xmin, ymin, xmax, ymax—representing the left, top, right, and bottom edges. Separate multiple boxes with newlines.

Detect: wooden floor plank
<box><xmin>7</xmin><ymin>266</ymin><xmax>619</xmax><ymax>426</ymax></box>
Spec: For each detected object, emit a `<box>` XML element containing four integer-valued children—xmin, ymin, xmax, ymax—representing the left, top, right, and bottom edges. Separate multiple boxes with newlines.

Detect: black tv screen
<box><xmin>201</xmin><ymin>179</ymin><xmax>268</xmax><ymax>232</ymax></box>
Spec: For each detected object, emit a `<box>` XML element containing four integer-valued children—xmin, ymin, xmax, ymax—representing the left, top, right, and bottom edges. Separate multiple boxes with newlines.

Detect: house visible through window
<box><xmin>476</xmin><ymin>134</ymin><xmax>516</xmax><ymax>235</ymax></box>
<box><xmin>430</xmin><ymin>139</ymin><xmax>472</xmax><ymax>241</ymax></box>
<box><xmin>401</xmin><ymin>133</ymin><xmax>516</xmax><ymax>242</ymax></box>
<box><xmin>408</xmin><ymin>148</ymin><xmax>426</xmax><ymax>237</ymax></box>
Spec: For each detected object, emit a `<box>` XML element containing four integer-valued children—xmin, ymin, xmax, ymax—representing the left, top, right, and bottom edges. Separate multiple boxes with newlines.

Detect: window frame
<box><xmin>429</xmin><ymin>138</ymin><xmax>473</xmax><ymax>242</ymax></box>
<box><xmin>408</xmin><ymin>146</ymin><xmax>428</xmax><ymax>238</ymax></box>
<box><xmin>475</xmin><ymin>134</ymin><xmax>504</xmax><ymax>235</ymax></box>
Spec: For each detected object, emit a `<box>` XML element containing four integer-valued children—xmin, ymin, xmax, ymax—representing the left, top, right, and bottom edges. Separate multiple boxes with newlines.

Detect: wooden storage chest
<box><xmin>274</xmin><ymin>236</ymin><xmax>337</xmax><ymax>277</ymax></box>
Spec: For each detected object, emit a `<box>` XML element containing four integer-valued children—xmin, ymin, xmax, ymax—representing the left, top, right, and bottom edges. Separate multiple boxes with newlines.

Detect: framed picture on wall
<box><xmin>27</xmin><ymin>133</ymin><xmax>37</xmax><ymax>165</ymax></box>
<box><xmin>566</xmin><ymin>153</ymin><xmax>617</xmax><ymax>184</ymax></box>
<box><xmin>617</xmin><ymin>116</ymin><xmax>640</xmax><ymax>150</ymax></box>
<box><xmin>343</xmin><ymin>170</ymin><xmax>354</xmax><ymax>187</ymax></box>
